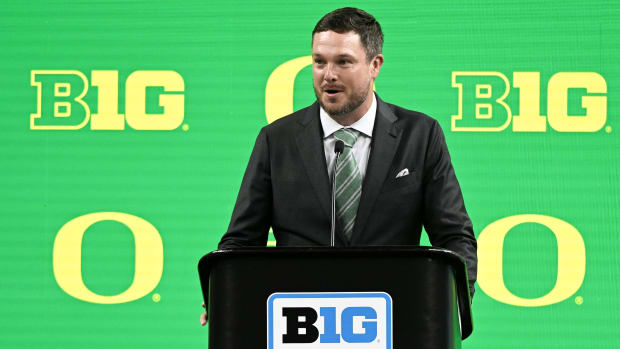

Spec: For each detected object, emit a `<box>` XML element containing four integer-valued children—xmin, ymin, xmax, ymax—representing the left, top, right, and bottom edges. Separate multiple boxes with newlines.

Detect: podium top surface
<box><xmin>199</xmin><ymin>245</ymin><xmax>467</xmax><ymax>266</ymax></box>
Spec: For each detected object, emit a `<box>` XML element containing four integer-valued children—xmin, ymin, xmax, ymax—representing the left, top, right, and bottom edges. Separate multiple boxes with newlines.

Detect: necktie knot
<box><xmin>333</xmin><ymin>128</ymin><xmax>360</xmax><ymax>148</ymax></box>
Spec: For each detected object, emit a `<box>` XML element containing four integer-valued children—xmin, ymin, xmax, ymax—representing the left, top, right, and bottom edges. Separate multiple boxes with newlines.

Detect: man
<box><xmin>201</xmin><ymin>7</ymin><xmax>476</xmax><ymax>325</ymax></box>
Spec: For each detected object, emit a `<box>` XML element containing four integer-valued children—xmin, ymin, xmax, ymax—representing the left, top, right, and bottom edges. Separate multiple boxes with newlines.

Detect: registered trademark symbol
<box><xmin>153</xmin><ymin>293</ymin><xmax>161</xmax><ymax>302</ymax></box>
<box><xmin>182</xmin><ymin>124</ymin><xmax>190</xmax><ymax>131</ymax></box>
<box><xmin>574</xmin><ymin>296</ymin><xmax>583</xmax><ymax>305</ymax></box>
<box><xmin>605</xmin><ymin>125</ymin><xmax>612</xmax><ymax>133</ymax></box>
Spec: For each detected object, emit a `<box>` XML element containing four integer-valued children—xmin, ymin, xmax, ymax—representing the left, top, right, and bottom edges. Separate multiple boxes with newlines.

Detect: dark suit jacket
<box><xmin>218</xmin><ymin>95</ymin><xmax>477</xmax><ymax>295</ymax></box>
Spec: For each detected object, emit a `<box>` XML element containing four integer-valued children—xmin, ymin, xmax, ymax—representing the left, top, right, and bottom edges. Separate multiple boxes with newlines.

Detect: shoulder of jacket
<box><xmin>383</xmin><ymin>101</ymin><xmax>439</xmax><ymax>129</ymax></box>
<box><xmin>260</xmin><ymin>104</ymin><xmax>313</xmax><ymax>135</ymax></box>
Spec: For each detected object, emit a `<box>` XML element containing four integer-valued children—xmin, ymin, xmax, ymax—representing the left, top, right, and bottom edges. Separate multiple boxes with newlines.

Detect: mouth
<box><xmin>323</xmin><ymin>87</ymin><xmax>344</xmax><ymax>97</ymax></box>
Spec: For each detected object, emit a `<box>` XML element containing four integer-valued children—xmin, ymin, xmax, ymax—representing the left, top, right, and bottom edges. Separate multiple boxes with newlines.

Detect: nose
<box><xmin>324</xmin><ymin>63</ymin><xmax>337</xmax><ymax>82</ymax></box>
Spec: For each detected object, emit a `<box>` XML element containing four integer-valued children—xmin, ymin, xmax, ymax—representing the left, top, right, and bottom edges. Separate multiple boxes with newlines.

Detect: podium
<box><xmin>198</xmin><ymin>246</ymin><xmax>473</xmax><ymax>348</ymax></box>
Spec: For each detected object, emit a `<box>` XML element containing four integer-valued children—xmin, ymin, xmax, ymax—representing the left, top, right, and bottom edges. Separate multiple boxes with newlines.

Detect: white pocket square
<box><xmin>395</xmin><ymin>168</ymin><xmax>409</xmax><ymax>178</ymax></box>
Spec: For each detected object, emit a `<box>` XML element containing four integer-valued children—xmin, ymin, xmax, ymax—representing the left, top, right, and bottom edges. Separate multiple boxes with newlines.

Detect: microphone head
<box><xmin>334</xmin><ymin>140</ymin><xmax>345</xmax><ymax>154</ymax></box>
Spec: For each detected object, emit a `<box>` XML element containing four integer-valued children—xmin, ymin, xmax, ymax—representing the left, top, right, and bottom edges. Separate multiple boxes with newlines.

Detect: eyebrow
<box><xmin>312</xmin><ymin>53</ymin><xmax>356</xmax><ymax>59</ymax></box>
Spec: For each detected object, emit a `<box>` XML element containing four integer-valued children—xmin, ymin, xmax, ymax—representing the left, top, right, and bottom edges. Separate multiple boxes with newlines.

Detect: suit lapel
<box><xmin>295</xmin><ymin>103</ymin><xmax>346</xmax><ymax>243</ymax></box>
<box><xmin>351</xmin><ymin>97</ymin><xmax>401</xmax><ymax>242</ymax></box>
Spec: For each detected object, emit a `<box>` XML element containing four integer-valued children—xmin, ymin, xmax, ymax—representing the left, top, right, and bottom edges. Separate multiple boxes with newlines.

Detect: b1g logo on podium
<box><xmin>267</xmin><ymin>292</ymin><xmax>392</xmax><ymax>349</ymax></box>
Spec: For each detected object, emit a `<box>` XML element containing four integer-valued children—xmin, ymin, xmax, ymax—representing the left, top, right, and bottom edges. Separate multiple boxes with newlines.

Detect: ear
<box><xmin>369</xmin><ymin>54</ymin><xmax>384</xmax><ymax>79</ymax></box>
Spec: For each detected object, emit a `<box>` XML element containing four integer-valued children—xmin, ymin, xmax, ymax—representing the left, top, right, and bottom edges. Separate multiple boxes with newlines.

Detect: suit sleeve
<box><xmin>218</xmin><ymin>128</ymin><xmax>272</xmax><ymax>249</ymax></box>
<box><xmin>422</xmin><ymin>120</ymin><xmax>478</xmax><ymax>299</ymax></box>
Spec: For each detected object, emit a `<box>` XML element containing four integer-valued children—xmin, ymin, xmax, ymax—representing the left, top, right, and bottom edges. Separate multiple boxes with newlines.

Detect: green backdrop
<box><xmin>1</xmin><ymin>0</ymin><xmax>618</xmax><ymax>348</ymax></box>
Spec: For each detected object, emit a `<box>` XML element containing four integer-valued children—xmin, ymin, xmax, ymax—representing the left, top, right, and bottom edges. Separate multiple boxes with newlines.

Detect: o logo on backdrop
<box><xmin>265</xmin><ymin>56</ymin><xmax>312</xmax><ymax>124</ymax></box>
<box><xmin>30</xmin><ymin>70</ymin><xmax>185</xmax><ymax>130</ymax></box>
<box><xmin>477</xmin><ymin>214</ymin><xmax>586</xmax><ymax>306</ymax></box>
<box><xmin>452</xmin><ymin>72</ymin><xmax>607</xmax><ymax>132</ymax></box>
<box><xmin>53</xmin><ymin>212</ymin><xmax>164</xmax><ymax>304</ymax></box>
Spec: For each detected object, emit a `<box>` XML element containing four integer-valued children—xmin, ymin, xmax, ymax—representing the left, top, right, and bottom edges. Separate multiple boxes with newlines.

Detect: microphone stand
<box><xmin>331</xmin><ymin>140</ymin><xmax>344</xmax><ymax>247</ymax></box>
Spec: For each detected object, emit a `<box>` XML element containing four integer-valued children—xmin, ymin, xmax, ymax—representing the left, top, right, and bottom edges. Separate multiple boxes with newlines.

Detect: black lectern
<box><xmin>198</xmin><ymin>246</ymin><xmax>472</xmax><ymax>348</ymax></box>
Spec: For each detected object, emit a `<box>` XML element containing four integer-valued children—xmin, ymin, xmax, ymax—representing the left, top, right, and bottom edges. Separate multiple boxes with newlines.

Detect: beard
<box><xmin>314</xmin><ymin>82</ymin><xmax>371</xmax><ymax>117</ymax></box>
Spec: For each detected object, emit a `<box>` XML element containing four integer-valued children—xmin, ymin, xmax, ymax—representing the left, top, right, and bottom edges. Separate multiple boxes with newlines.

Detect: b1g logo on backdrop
<box><xmin>451</xmin><ymin>72</ymin><xmax>607</xmax><ymax>132</ymax></box>
<box><xmin>30</xmin><ymin>70</ymin><xmax>185</xmax><ymax>130</ymax></box>
<box><xmin>267</xmin><ymin>292</ymin><xmax>392</xmax><ymax>349</ymax></box>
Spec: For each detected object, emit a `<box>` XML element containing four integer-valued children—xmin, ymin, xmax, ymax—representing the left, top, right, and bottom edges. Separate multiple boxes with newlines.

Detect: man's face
<box><xmin>312</xmin><ymin>30</ymin><xmax>383</xmax><ymax>120</ymax></box>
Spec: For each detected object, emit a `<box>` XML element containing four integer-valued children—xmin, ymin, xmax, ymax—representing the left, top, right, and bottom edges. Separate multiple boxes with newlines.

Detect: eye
<box><xmin>314</xmin><ymin>58</ymin><xmax>325</xmax><ymax>65</ymax></box>
<box><xmin>339</xmin><ymin>59</ymin><xmax>351</xmax><ymax>65</ymax></box>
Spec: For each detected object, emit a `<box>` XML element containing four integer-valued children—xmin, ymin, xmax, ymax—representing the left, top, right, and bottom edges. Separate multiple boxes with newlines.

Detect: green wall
<box><xmin>1</xmin><ymin>1</ymin><xmax>618</xmax><ymax>347</ymax></box>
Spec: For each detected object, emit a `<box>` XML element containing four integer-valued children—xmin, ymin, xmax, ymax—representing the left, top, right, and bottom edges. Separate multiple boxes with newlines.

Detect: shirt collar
<box><xmin>320</xmin><ymin>93</ymin><xmax>376</xmax><ymax>139</ymax></box>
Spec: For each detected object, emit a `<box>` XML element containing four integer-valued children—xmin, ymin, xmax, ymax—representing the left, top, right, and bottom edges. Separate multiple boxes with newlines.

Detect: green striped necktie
<box><xmin>333</xmin><ymin>128</ymin><xmax>362</xmax><ymax>241</ymax></box>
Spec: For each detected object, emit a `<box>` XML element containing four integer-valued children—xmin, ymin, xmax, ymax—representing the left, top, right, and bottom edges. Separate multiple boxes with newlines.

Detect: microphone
<box><xmin>331</xmin><ymin>140</ymin><xmax>344</xmax><ymax>247</ymax></box>
<box><xmin>334</xmin><ymin>140</ymin><xmax>344</xmax><ymax>154</ymax></box>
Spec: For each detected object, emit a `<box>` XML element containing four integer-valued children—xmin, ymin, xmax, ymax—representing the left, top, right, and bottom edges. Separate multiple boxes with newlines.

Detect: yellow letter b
<box><xmin>30</xmin><ymin>70</ymin><xmax>90</xmax><ymax>130</ymax></box>
<box><xmin>452</xmin><ymin>72</ymin><xmax>511</xmax><ymax>132</ymax></box>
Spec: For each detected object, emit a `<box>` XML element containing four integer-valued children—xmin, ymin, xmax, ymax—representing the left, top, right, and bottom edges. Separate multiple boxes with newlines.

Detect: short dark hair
<box><xmin>312</xmin><ymin>7</ymin><xmax>383</xmax><ymax>62</ymax></box>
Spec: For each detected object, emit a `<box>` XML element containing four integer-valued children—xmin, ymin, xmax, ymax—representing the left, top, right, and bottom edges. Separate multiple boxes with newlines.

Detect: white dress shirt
<box><xmin>321</xmin><ymin>94</ymin><xmax>376</xmax><ymax>181</ymax></box>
